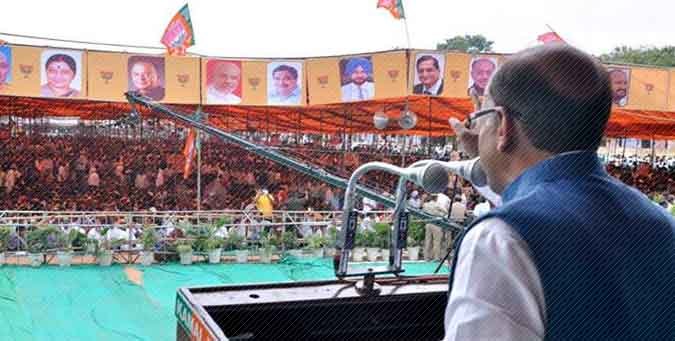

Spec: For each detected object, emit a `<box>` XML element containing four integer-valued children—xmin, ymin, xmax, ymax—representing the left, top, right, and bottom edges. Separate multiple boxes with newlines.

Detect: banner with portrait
<box><xmin>467</xmin><ymin>55</ymin><xmax>499</xmax><ymax>97</ymax></box>
<box><xmin>40</xmin><ymin>49</ymin><xmax>86</xmax><ymax>98</ymax></box>
<box><xmin>607</xmin><ymin>67</ymin><xmax>630</xmax><ymax>107</ymax></box>
<box><xmin>339</xmin><ymin>56</ymin><xmax>375</xmax><ymax>102</ymax></box>
<box><xmin>266</xmin><ymin>61</ymin><xmax>304</xmax><ymax>106</ymax></box>
<box><xmin>0</xmin><ymin>46</ymin><xmax>12</xmax><ymax>94</ymax></box>
<box><xmin>411</xmin><ymin>52</ymin><xmax>445</xmax><ymax>96</ymax></box>
<box><xmin>204</xmin><ymin>59</ymin><xmax>243</xmax><ymax>105</ymax></box>
<box><xmin>127</xmin><ymin>55</ymin><xmax>165</xmax><ymax>101</ymax></box>
<box><xmin>0</xmin><ymin>43</ymin><xmax>673</xmax><ymax>114</ymax></box>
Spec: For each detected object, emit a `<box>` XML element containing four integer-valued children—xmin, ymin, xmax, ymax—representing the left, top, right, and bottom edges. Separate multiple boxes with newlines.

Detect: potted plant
<box><xmin>258</xmin><ymin>231</ymin><xmax>278</xmax><ymax>264</ymax></box>
<box><xmin>0</xmin><ymin>226</ymin><xmax>11</xmax><ymax>266</ymax></box>
<box><xmin>406</xmin><ymin>220</ymin><xmax>424</xmax><ymax>261</ymax></box>
<box><xmin>96</xmin><ymin>228</ymin><xmax>115</xmax><ymax>267</ymax></box>
<box><xmin>140</xmin><ymin>228</ymin><xmax>158</xmax><ymax>266</ymax></box>
<box><xmin>282</xmin><ymin>231</ymin><xmax>302</xmax><ymax>258</ymax></box>
<box><xmin>364</xmin><ymin>230</ymin><xmax>380</xmax><ymax>262</ymax></box>
<box><xmin>372</xmin><ymin>222</ymin><xmax>392</xmax><ymax>262</ymax></box>
<box><xmin>177</xmin><ymin>240</ymin><xmax>194</xmax><ymax>265</ymax></box>
<box><xmin>57</xmin><ymin>229</ymin><xmax>81</xmax><ymax>267</ymax></box>
<box><xmin>205</xmin><ymin>236</ymin><xmax>224</xmax><ymax>264</ymax></box>
<box><xmin>226</xmin><ymin>233</ymin><xmax>248</xmax><ymax>263</ymax></box>
<box><xmin>26</xmin><ymin>226</ymin><xmax>60</xmax><ymax>267</ymax></box>
<box><xmin>352</xmin><ymin>231</ymin><xmax>366</xmax><ymax>261</ymax></box>
<box><xmin>307</xmin><ymin>234</ymin><xmax>327</xmax><ymax>258</ymax></box>
<box><xmin>324</xmin><ymin>226</ymin><xmax>338</xmax><ymax>257</ymax></box>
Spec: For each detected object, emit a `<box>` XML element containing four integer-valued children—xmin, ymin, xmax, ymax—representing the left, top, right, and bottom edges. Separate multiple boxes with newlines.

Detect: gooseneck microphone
<box><xmin>412</xmin><ymin>158</ymin><xmax>501</xmax><ymax>206</ymax></box>
<box><xmin>335</xmin><ymin>161</ymin><xmax>449</xmax><ymax>277</ymax></box>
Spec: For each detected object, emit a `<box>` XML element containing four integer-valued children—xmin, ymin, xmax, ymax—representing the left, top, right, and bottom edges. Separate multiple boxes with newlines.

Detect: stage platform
<box><xmin>0</xmin><ymin>257</ymin><xmax>447</xmax><ymax>340</ymax></box>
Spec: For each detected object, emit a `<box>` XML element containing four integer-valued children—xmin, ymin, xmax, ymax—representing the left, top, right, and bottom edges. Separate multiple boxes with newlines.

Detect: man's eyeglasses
<box><xmin>464</xmin><ymin>107</ymin><xmax>501</xmax><ymax>130</ymax></box>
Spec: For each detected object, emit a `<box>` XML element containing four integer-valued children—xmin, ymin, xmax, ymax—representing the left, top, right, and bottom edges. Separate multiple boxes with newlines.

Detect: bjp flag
<box><xmin>537</xmin><ymin>31</ymin><xmax>565</xmax><ymax>44</ymax></box>
<box><xmin>161</xmin><ymin>4</ymin><xmax>196</xmax><ymax>56</ymax></box>
<box><xmin>377</xmin><ymin>0</ymin><xmax>405</xmax><ymax>20</ymax></box>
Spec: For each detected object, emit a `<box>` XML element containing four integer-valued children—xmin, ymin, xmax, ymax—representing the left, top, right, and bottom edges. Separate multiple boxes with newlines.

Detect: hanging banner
<box><xmin>306</xmin><ymin>57</ymin><xmax>341</xmax><ymax>105</ymax></box>
<box><xmin>204</xmin><ymin>59</ymin><xmax>243</xmax><ymax>105</ymax></box>
<box><xmin>267</xmin><ymin>61</ymin><xmax>304</xmax><ymax>106</ymax></box>
<box><xmin>40</xmin><ymin>49</ymin><xmax>86</xmax><ymax>98</ymax></box>
<box><xmin>411</xmin><ymin>51</ymin><xmax>445</xmax><ymax>96</ymax></box>
<box><xmin>623</xmin><ymin>67</ymin><xmax>668</xmax><ymax>111</ymax></box>
<box><xmin>165</xmin><ymin>55</ymin><xmax>200</xmax><ymax>104</ymax></box>
<box><xmin>88</xmin><ymin>51</ymin><xmax>128</xmax><ymax>101</ymax></box>
<box><xmin>372</xmin><ymin>51</ymin><xmax>407</xmax><ymax>99</ymax></box>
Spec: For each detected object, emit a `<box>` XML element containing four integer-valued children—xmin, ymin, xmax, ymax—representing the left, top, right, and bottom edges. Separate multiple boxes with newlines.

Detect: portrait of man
<box><xmin>128</xmin><ymin>56</ymin><xmax>165</xmax><ymax>101</ymax></box>
<box><xmin>267</xmin><ymin>62</ymin><xmax>302</xmax><ymax>105</ymax></box>
<box><xmin>40</xmin><ymin>49</ymin><xmax>82</xmax><ymax>98</ymax></box>
<box><xmin>340</xmin><ymin>56</ymin><xmax>375</xmax><ymax>102</ymax></box>
<box><xmin>468</xmin><ymin>57</ymin><xmax>497</xmax><ymax>96</ymax></box>
<box><xmin>206</xmin><ymin>60</ymin><xmax>242</xmax><ymax>104</ymax></box>
<box><xmin>0</xmin><ymin>46</ymin><xmax>11</xmax><ymax>89</ymax></box>
<box><xmin>608</xmin><ymin>67</ymin><xmax>630</xmax><ymax>107</ymax></box>
<box><xmin>413</xmin><ymin>53</ymin><xmax>444</xmax><ymax>96</ymax></box>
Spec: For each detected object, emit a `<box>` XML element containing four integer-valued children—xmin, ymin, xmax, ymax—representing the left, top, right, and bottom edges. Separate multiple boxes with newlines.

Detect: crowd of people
<box><xmin>0</xmin><ymin>133</ymin><xmax>673</xmax><ymax>216</ymax></box>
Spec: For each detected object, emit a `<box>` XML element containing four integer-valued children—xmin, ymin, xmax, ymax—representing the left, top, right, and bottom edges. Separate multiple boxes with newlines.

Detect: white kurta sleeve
<box><xmin>444</xmin><ymin>218</ymin><xmax>546</xmax><ymax>341</ymax></box>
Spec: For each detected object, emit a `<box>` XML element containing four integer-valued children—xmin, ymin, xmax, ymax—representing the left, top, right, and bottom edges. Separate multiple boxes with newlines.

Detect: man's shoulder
<box><xmin>412</xmin><ymin>83</ymin><xmax>424</xmax><ymax>93</ymax></box>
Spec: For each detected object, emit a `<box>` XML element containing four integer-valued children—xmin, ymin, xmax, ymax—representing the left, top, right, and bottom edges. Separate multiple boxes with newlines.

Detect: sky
<box><xmin>0</xmin><ymin>0</ymin><xmax>672</xmax><ymax>58</ymax></box>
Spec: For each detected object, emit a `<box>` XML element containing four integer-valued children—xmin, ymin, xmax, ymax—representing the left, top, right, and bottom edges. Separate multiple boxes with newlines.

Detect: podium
<box><xmin>176</xmin><ymin>277</ymin><xmax>448</xmax><ymax>340</ymax></box>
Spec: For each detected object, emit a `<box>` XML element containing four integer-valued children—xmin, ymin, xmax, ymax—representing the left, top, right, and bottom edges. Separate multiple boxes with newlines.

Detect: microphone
<box><xmin>401</xmin><ymin>162</ymin><xmax>449</xmax><ymax>194</ymax></box>
<box><xmin>436</xmin><ymin>158</ymin><xmax>487</xmax><ymax>187</ymax></box>
<box><xmin>413</xmin><ymin>158</ymin><xmax>501</xmax><ymax>206</ymax></box>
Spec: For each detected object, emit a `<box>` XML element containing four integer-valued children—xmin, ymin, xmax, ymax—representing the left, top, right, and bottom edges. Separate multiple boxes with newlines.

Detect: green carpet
<box><xmin>0</xmin><ymin>258</ymin><xmax>448</xmax><ymax>341</ymax></box>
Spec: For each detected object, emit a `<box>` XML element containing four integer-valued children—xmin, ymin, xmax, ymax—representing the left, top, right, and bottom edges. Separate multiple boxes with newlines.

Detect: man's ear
<box><xmin>496</xmin><ymin>110</ymin><xmax>517</xmax><ymax>153</ymax></box>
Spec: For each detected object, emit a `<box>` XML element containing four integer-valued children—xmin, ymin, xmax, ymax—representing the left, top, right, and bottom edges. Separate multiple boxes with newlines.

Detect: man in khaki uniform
<box><xmin>423</xmin><ymin>194</ymin><xmax>450</xmax><ymax>261</ymax></box>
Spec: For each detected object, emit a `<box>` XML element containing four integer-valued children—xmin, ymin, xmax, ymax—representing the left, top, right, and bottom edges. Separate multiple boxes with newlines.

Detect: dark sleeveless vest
<box><xmin>449</xmin><ymin>152</ymin><xmax>675</xmax><ymax>340</ymax></box>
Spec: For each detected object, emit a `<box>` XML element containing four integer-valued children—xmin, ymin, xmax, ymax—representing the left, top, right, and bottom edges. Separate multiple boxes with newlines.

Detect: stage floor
<box><xmin>0</xmin><ymin>258</ymin><xmax>447</xmax><ymax>341</ymax></box>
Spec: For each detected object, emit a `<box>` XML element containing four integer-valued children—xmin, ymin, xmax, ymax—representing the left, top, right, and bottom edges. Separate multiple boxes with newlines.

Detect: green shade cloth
<box><xmin>0</xmin><ymin>258</ymin><xmax>447</xmax><ymax>340</ymax></box>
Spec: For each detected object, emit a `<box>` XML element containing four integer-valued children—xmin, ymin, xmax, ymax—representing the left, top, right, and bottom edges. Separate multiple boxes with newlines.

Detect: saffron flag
<box><xmin>161</xmin><ymin>4</ymin><xmax>195</xmax><ymax>56</ymax></box>
<box><xmin>182</xmin><ymin>127</ymin><xmax>197</xmax><ymax>179</ymax></box>
<box><xmin>377</xmin><ymin>0</ymin><xmax>405</xmax><ymax>19</ymax></box>
<box><xmin>537</xmin><ymin>31</ymin><xmax>564</xmax><ymax>44</ymax></box>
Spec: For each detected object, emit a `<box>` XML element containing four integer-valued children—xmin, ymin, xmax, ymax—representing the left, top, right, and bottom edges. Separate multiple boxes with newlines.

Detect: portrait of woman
<box><xmin>40</xmin><ymin>50</ymin><xmax>82</xmax><ymax>98</ymax></box>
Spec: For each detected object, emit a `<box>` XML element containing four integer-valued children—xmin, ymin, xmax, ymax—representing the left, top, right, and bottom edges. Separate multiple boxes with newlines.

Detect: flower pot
<box><xmin>140</xmin><ymin>251</ymin><xmax>154</xmax><ymax>266</ymax></box>
<box><xmin>366</xmin><ymin>248</ymin><xmax>380</xmax><ymax>262</ymax></box>
<box><xmin>86</xmin><ymin>243</ymin><xmax>97</xmax><ymax>254</ymax></box>
<box><xmin>29</xmin><ymin>253</ymin><xmax>43</xmax><ymax>267</ymax></box>
<box><xmin>0</xmin><ymin>252</ymin><xmax>5</xmax><ymax>266</ymax></box>
<box><xmin>57</xmin><ymin>251</ymin><xmax>73</xmax><ymax>267</ymax></box>
<box><xmin>407</xmin><ymin>246</ymin><xmax>420</xmax><ymax>261</ymax></box>
<box><xmin>259</xmin><ymin>249</ymin><xmax>273</xmax><ymax>263</ymax></box>
<box><xmin>324</xmin><ymin>247</ymin><xmax>336</xmax><ymax>258</ymax></box>
<box><xmin>98</xmin><ymin>250</ymin><xmax>113</xmax><ymax>266</ymax></box>
<box><xmin>352</xmin><ymin>247</ymin><xmax>365</xmax><ymax>261</ymax></box>
<box><xmin>179</xmin><ymin>251</ymin><xmax>193</xmax><ymax>265</ymax></box>
<box><xmin>313</xmin><ymin>248</ymin><xmax>324</xmax><ymax>258</ymax></box>
<box><xmin>208</xmin><ymin>249</ymin><xmax>222</xmax><ymax>264</ymax></box>
<box><xmin>235</xmin><ymin>250</ymin><xmax>249</xmax><ymax>263</ymax></box>
<box><xmin>287</xmin><ymin>249</ymin><xmax>303</xmax><ymax>258</ymax></box>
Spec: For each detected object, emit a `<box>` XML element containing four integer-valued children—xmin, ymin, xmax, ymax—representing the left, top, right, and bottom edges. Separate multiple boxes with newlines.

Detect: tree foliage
<box><xmin>600</xmin><ymin>46</ymin><xmax>675</xmax><ymax>67</ymax></box>
<box><xmin>436</xmin><ymin>34</ymin><xmax>494</xmax><ymax>53</ymax></box>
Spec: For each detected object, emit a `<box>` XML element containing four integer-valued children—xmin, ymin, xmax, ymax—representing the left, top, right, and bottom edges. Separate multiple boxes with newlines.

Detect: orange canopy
<box><xmin>1</xmin><ymin>95</ymin><xmax>674</xmax><ymax>139</ymax></box>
